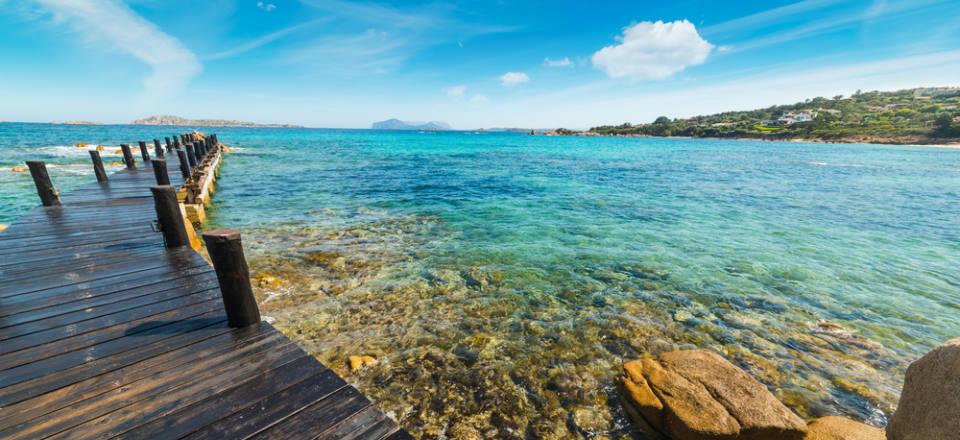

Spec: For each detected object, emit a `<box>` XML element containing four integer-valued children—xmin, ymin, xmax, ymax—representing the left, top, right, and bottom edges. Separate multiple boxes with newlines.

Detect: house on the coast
<box><xmin>775</xmin><ymin>111</ymin><xmax>816</xmax><ymax>125</ymax></box>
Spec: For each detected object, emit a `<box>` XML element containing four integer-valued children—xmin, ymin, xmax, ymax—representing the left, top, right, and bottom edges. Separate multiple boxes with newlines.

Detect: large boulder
<box><xmin>621</xmin><ymin>350</ymin><xmax>806</xmax><ymax>440</ymax></box>
<box><xmin>804</xmin><ymin>416</ymin><xmax>884</xmax><ymax>440</ymax></box>
<box><xmin>887</xmin><ymin>337</ymin><xmax>960</xmax><ymax>440</ymax></box>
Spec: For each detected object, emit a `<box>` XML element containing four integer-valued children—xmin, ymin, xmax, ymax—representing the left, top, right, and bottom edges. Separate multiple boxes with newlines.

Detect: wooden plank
<box><xmin>0</xmin><ymin>324</ymin><xmax>264</xmax><ymax>427</ymax></box>
<box><xmin>315</xmin><ymin>405</ymin><xmax>400</xmax><ymax>440</ymax></box>
<box><xmin>2</xmin><ymin>333</ymin><xmax>295</xmax><ymax>440</ymax></box>
<box><xmin>0</xmin><ymin>297</ymin><xmax>223</xmax><ymax>370</ymax></box>
<box><xmin>0</xmin><ymin>308</ymin><xmax>224</xmax><ymax>388</ymax></box>
<box><xmin>182</xmin><ymin>370</ymin><xmax>350</xmax><ymax>440</ymax></box>
<box><xmin>248</xmin><ymin>386</ymin><xmax>372</xmax><ymax>439</ymax></box>
<box><xmin>118</xmin><ymin>356</ymin><xmax>340</xmax><ymax>439</ymax></box>
<box><xmin>0</xmin><ymin>318</ymin><xmax>231</xmax><ymax>407</ymax></box>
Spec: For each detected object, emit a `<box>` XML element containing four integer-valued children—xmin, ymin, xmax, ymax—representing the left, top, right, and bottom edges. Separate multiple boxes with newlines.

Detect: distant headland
<box><xmin>131</xmin><ymin>115</ymin><xmax>303</xmax><ymax>128</ymax></box>
<box><xmin>548</xmin><ymin>87</ymin><xmax>960</xmax><ymax>145</ymax></box>
<box><xmin>372</xmin><ymin>119</ymin><xmax>451</xmax><ymax>130</ymax></box>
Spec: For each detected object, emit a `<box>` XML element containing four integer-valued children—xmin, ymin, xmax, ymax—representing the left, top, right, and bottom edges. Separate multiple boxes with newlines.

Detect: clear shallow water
<box><xmin>3</xmin><ymin>122</ymin><xmax>960</xmax><ymax>438</ymax></box>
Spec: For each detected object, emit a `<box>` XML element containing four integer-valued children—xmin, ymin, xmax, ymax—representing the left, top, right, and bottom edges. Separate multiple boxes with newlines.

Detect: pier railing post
<box><xmin>165</xmin><ymin>137</ymin><xmax>172</xmax><ymax>149</ymax></box>
<box><xmin>154</xmin><ymin>139</ymin><xmax>163</xmax><ymax>158</ymax></box>
<box><xmin>138</xmin><ymin>141</ymin><xmax>151</xmax><ymax>162</ymax></box>
<box><xmin>152</xmin><ymin>159</ymin><xmax>170</xmax><ymax>185</ymax></box>
<box><xmin>202</xmin><ymin>229</ymin><xmax>261</xmax><ymax>327</ymax></box>
<box><xmin>185</xmin><ymin>143</ymin><xmax>198</xmax><ymax>168</ymax></box>
<box><xmin>176</xmin><ymin>149</ymin><xmax>192</xmax><ymax>180</ymax></box>
<box><xmin>150</xmin><ymin>185</ymin><xmax>189</xmax><ymax>248</ymax></box>
<box><xmin>89</xmin><ymin>150</ymin><xmax>108</xmax><ymax>183</ymax></box>
<box><xmin>26</xmin><ymin>161</ymin><xmax>61</xmax><ymax>207</ymax></box>
<box><xmin>120</xmin><ymin>144</ymin><xmax>136</xmax><ymax>169</ymax></box>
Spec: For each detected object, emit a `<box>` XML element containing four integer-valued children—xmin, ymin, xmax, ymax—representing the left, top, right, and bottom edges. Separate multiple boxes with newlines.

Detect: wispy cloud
<box><xmin>499</xmin><ymin>72</ymin><xmax>529</xmax><ymax>86</ymax></box>
<box><xmin>31</xmin><ymin>0</ymin><xmax>201</xmax><ymax>101</ymax></box>
<box><xmin>206</xmin><ymin>18</ymin><xmax>330</xmax><ymax>60</ymax></box>
<box><xmin>257</xmin><ymin>1</ymin><xmax>276</xmax><ymax>12</ymax></box>
<box><xmin>289</xmin><ymin>0</ymin><xmax>516</xmax><ymax>74</ymax></box>
<box><xmin>446</xmin><ymin>85</ymin><xmax>467</xmax><ymax>97</ymax></box>
<box><xmin>543</xmin><ymin>57</ymin><xmax>572</xmax><ymax>68</ymax></box>
<box><xmin>706</xmin><ymin>0</ymin><xmax>952</xmax><ymax>53</ymax></box>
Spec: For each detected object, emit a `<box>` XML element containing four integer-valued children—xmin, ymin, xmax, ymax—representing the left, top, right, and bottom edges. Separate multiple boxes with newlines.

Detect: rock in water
<box><xmin>621</xmin><ymin>349</ymin><xmax>806</xmax><ymax>440</ymax></box>
<box><xmin>804</xmin><ymin>416</ymin><xmax>884</xmax><ymax>440</ymax></box>
<box><xmin>887</xmin><ymin>337</ymin><xmax>960</xmax><ymax>440</ymax></box>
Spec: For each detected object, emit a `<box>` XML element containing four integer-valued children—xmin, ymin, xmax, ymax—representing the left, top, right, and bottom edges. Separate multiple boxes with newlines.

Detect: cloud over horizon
<box><xmin>592</xmin><ymin>20</ymin><xmax>713</xmax><ymax>80</ymax></box>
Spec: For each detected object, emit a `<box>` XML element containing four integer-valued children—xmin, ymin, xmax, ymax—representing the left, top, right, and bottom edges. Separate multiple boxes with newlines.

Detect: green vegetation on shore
<box><xmin>578</xmin><ymin>87</ymin><xmax>960</xmax><ymax>144</ymax></box>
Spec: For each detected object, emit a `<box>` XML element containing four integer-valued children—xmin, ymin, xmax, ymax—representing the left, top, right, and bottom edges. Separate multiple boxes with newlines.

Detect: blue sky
<box><xmin>1</xmin><ymin>0</ymin><xmax>959</xmax><ymax>129</ymax></box>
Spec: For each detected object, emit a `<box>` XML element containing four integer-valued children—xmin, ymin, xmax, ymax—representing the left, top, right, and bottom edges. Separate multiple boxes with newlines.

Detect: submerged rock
<box><xmin>621</xmin><ymin>349</ymin><xmax>806</xmax><ymax>440</ymax></box>
<box><xmin>887</xmin><ymin>337</ymin><xmax>960</xmax><ymax>440</ymax></box>
<box><xmin>804</xmin><ymin>416</ymin><xmax>884</xmax><ymax>440</ymax></box>
<box><xmin>349</xmin><ymin>355</ymin><xmax>377</xmax><ymax>372</ymax></box>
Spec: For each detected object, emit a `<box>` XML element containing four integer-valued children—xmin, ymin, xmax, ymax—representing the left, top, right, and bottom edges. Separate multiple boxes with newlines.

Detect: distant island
<box><xmin>57</xmin><ymin>121</ymin><xmax>99</xmax><ymax>125</ymax></box>
<box><xmin>550</xmin><ymin>87</ymin><xmax>960</xmax><ymax>145</ymax></box>
<box><xmin>372</xmin><ymin>119</ymin><xmax>451</xmax><ymax>130</ymax></box>
<box><xmin>131</xmin><ymin>115</ymin><xmax>303</xmax><ymax>128</ymax></box>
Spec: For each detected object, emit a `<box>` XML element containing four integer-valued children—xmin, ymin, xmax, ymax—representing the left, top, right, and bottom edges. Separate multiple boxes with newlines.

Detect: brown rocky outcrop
<box><xmin>887</xmin><ymin>337</ymin><xmax>960</xmax><ymax>440</ymax></box>
<box><xmin>804</xmin><ymin>416</ymin><xmax>884</xmax><ymax>440</ymax></box>
<box><xmin>621</xmin><ymin>350</ymin><xmax>807</xmax><ymax>440</ymax></box>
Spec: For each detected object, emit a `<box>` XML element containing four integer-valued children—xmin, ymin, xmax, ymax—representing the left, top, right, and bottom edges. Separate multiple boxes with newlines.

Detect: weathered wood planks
<box><xmin>0</xmin><ymin>142</ymin><xmax>406</xmax><ymax>439</ymax></box>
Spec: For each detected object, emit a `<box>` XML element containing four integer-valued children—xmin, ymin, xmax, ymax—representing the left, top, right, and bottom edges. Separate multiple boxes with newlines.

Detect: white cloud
<box><xmin>446</xmin><ymin>85</ymin><xmax>467</xmax><ymax>97</ymax></box>
<box><xmin>32</xmin><ymin>0</ymin><xmax>201</xmax><ymax>101</ymax></box>
<box><xmin>499</xmin><ymin>71</ymin><xmax>529</xmax><ymax>86</ymax></box>
<box><xmin>544</xmin><ymin>57</ymin><xmax>572</xmax><ymax>67</ymax></box>
<box><xmin>591</xmin><ymin>20</ymin><xmax>713</xmax><ymax>80</ymax></box>
<box><xmin>257</xmin><ymin>1</ymin><xmax>277</xmax><ymax>12</ymax></box>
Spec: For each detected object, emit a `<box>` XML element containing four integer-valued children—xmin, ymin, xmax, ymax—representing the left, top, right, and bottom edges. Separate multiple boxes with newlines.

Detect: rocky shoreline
<box><xmin>543</xmin><ymin>131</ymin><xmax>960</xmax><ymax>147</ymax></box>
<box><xmin>620</xmin><ymin>339</ymin><xmax>960</xmax><ymax>439</ymax></box>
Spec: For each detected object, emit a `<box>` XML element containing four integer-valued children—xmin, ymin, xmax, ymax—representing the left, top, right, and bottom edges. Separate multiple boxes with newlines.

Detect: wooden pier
<box><xmin>0</xmin><ymin>134</ymin><xmax>410</xmax><ymax>439</ymax></box>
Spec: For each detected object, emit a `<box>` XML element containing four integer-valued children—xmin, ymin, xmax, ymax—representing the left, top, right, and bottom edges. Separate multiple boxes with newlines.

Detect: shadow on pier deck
<box><xmin>0</xmin><ymin>135</ymin><xmax>410</xmax><ymax>439</ymax></box>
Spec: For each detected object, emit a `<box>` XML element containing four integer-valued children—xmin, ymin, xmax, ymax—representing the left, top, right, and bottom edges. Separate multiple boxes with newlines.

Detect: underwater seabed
<box><xmin>231</xmin><ymin>212</ymin><xmax>901</xmax><ymax>439</ymax></box>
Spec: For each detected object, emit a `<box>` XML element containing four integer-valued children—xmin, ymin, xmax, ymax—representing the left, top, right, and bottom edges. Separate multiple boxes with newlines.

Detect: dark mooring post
<box><xmin>185</xmin><ymin>143</ymin><xmax>198</xmax><ymax>168</ymax></box>
<box><xmin>165</xmin><ymin>136</ymin><xmax>171</xmax><ymax>149</ymax></box>
<box><xmin>152</xmin><ymin>159</ymin><xmax>170</xmax><ymax>185</ymax></box>
<box><xmin>138</xmin><ymin>141</ymin><xmax>151</xmax><ymax>162</ymax></box>
<box><xmin>176</xmin><ymin>148</ymin><xmax>192</xmax><ymax>180</ymax></box>
<box><xmin>150</xmin><ymin>185</ymin><xmax>189</xmax><ymax>248</ymax></box>
<box><xmin>120</xmin><ymin>144</ymin><xmax>136</xmax><ymax>169</ymax></box>
<box><xmin>25</xmin><ymin>161</ymin><xmax>61</xmax><ymax>207</ymax></box>
<box><xmin>154</xmin><ymin>139</ymin><xmax>163</xmax><ymax>158</ymax></box>
<box><xmin>202</xmin><ymin>229</ymin><xmax>261</xmax><ymax>327</ymax></box>
<box><xmin>89</xmin><ymin>150</ymin><xmax>108</xmax><ymax>183</ymax></box>
<box><xmin>174</xmin><ymin>138</ymin><xmax>181</xmax><ymax>149</ymax></box>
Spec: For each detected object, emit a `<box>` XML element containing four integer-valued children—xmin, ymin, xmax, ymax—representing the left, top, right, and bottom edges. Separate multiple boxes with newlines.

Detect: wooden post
<box><xmin>202</xmin><ymin>229</ymin><xmax>261</xmax><ymax>327</ymax></box>
<box><xmin>174</xmin><ymin>138</ymin><xmax>181</xmax><ymax>149</ymax></box>
<box><xmin>197</xmin><ymin>141</ymin><xmax>206</xmax><ymax>159</ymax></box>
<box><xmin>120</xmin><ymin>144</ymin><xmax>136</xmax><ymax>169</ymax></box>
<box><xmin>185</xmin><ymin>143</ymin><xmax>198</xmax><ymax>168</ymax></box>
<box><xmin>152</xmin><ymin>159</ymin><xmax>170</xmax><ymax>185</ymax></box>
<box><xmin>150</xmin><ymin>185</ymin><xmax>189</xmax><ymax>248</ymax></box>
<box><xmin>89</xmin><ymin>150</ymin><xmax>108</xmax><ymax>183</ymax></box>
<box><xmin>138</xmin><ymin>141</ymin><xmax>151</xmax><ymax>162</ymax></box>
<box><xmin>154</xmin><ymin>139</ymin><xmax>163</xmax><ymax>157</ymax></box>
<box><xmin>176</xmin><ymin>149</ymin><xmax>192</xmax><ymax>180</ymax></box>
<box><xmin>25</xmin><ymin>161</ymin><xmax>61</xmax><ymax>207</ymax></box>
<box><xmin>165</xmin><ymin>137</ymin><xmax>171</xmax><ymax>149</ymax></box>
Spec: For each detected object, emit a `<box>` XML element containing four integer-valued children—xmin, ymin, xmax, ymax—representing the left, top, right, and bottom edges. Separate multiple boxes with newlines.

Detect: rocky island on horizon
<box><xmin>371</xmin><ymin>118</ymin><xmax>451</xmax><ymax>130</ymax></box>
<box><xmin>131</xmin><ymin>114</ymin><xmax>303</xmax><ymax>129</ymax></box>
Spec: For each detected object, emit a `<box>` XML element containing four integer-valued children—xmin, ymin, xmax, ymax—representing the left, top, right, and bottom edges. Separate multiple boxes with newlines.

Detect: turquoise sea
<box><xmin>2</xmin><ymin>122</ymin><xmax>959</xmax><ymax>438</ymax></box>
